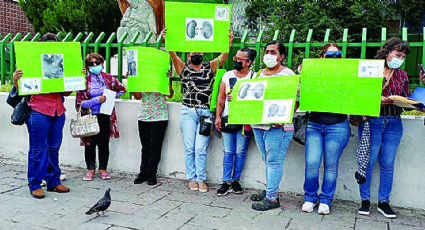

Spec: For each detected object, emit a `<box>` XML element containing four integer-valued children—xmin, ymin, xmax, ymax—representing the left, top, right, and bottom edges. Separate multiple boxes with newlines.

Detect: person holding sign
<box><xmin>357</xmin><ymin>38</ymin><xmax>411</xmax><ymax>219</ymax></box>
<box><xmin>76</xmin><ymin>53</ymin><xmax>126</xmax><ymax>181</ymax></box>
<box><xmin>249</xmin><ymin>40</ymin><xmax>296</xmax><ymax>211</ymax></box>
<box><xmin>12</xmin><ymin>33</ymin><xmax>72</xmax><ymax>199</ymax></box>
<box><xmin>133</xmin><ymin>70</ymin><xmax>174</xmax><ymax>186</ymax></box>
<box><xmin>214</xmin><ymin>48</ymin><xmax>257</xmax><ymax>196</ymax></box>
<box><xmin>298</xmin><ymin>44</ymin><xmax>350</xmax><ymax>215</ymax></box>
<box><xmin>161</xmin><ymin>28</ymin><xmax>233</xmax><ymax>192</ymax></box>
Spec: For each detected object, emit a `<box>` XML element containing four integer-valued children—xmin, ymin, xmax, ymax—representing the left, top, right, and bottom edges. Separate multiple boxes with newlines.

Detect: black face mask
<box><xmin>233</xmin><ymin>61</ymin><xmax>244</xmax><ymax>71</ymax></box>
<box><xmin>190</xmin><ymin>55</ymin><xmax>203</xmax><ymax>66</ymax></box>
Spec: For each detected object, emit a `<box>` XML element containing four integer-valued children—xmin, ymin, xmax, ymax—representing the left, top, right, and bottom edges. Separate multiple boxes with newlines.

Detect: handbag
<box><xmin>220</xmin><ymin>116</ymin><xmax>242</xmax><ymax>133</ymax></box>
<box><xmin>11</xmin><ymin>97</ymin><xmax>31</xmax><ymax>126</ymax></box>
<box><xmin>292</xmin><ymin>113</ymin><xmax>309</xmax><ymax>145</ymax></box>
<box><xmin>70</xmin><ymin>105</ymin><xmax>100</xmax><ymax>138</ymax></box>
<box><xmin>199</xmin><ymin>115</ymin><xmax>212</xmax><ymax>136</ymax></box>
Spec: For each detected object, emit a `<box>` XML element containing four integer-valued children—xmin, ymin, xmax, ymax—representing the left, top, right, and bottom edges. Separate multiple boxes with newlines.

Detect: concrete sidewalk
<box><xmin>0</xmin><ymin>158</ymin><xmax>424</xmax><ymax>230</ymax></box>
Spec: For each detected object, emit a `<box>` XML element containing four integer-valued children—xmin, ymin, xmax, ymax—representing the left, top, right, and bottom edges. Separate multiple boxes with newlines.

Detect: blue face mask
<box><xmin>387</xmin><ymin>54</ymin><xmax>404</xmax><ymax>69</ymax></box>
<box><xmin>89</xmin><ymin>65</ymin><xmax>103</xmax><ymax>75</ymax></box>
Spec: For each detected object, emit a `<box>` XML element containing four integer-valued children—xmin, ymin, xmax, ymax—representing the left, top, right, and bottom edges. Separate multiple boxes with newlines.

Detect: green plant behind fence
<box><xmin>1</xmin><ymin>27</ymin><xmax>425</xmax><ymax>88</ymax></box>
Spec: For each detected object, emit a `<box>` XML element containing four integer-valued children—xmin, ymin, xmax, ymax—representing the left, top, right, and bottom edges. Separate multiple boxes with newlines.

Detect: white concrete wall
<box><xmin>1</xmin><ymin>92</ymin><xmax>425</xmax><ymax>210</ymax></box>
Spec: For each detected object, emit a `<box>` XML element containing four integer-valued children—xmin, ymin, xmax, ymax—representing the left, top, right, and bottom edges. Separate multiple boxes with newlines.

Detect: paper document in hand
<box><xmin>100</xmin><ymin>89</ymin><xmax>117</xmax><ymax>115</ymax></box>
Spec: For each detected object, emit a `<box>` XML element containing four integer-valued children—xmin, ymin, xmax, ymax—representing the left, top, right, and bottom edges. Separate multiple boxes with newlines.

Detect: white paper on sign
<box><xmin>100</xmin><ymin>89</ymin><xmax>116</xmax><ymax>115</ymax></box>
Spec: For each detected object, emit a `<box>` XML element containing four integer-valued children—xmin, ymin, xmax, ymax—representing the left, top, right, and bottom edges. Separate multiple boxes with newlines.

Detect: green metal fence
<box><xmin>1</xmin><ymin>27</ymin><xmax>424</xmax><ymax>86</ymax></box>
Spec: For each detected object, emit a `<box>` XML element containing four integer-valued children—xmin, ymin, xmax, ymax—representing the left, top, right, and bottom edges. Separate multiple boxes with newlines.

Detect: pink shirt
<box><xmin>28</xmin><ymin>93</ymin><xmax>67</xmax><ymax>116</ymax></box>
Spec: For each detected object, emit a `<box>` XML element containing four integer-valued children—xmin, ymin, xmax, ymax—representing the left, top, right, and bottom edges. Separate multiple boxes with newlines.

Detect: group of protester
<box><xmin>11</xmin><ymin>31</ymin><xmax>423</xmax><ymax>219</ymax></box>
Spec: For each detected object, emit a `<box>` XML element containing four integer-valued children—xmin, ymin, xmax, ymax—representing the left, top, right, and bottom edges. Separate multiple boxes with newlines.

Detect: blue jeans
<box><xmin>304</xmin><ymin>120</ymin><xmax>350</xmax><ymax>206</ymax></box>
<box><xmin>358</xmin><ymin>116</ymin><xmax>403</xmax><ymax>202</ymax></box>
<box><xmin>27</xmin><ymin>110</ymin><xmax>65</xmax><ymax>192</ymax></box>
<box><xmin>253</xmin><ymin>128</ymin><xmax>293</xmax><ymax>200</ymax></box>
<box><xmin>222</xmin><ymin>131</ymin><xmax>249</xmax><ymax>182</ymax></box>
<box><xmin>180</xmin><ymin>105</ymin><xmax>211</xmax><ymax>182</ymax></box>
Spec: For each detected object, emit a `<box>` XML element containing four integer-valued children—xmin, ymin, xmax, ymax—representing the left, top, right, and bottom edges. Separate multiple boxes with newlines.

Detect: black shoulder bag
<box><xmin>7</xmin><ymin>85</ymin><xmax>31</xmax><ymax>125</ymax></box>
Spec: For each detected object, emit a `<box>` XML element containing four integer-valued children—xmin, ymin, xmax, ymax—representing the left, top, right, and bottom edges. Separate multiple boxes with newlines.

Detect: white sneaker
<box><xmin>40</xmin><ymin>180</ymin><xmax>47</xmax><ymax>187</ymax></box>
<box><xmin>60</xmin><ymin>173</ymin><xmax>66</xmax><ymax>181</ymax></box>
<box><xmin>301</xmin><ymin>201</ymin><xmax>314</xmax><ymax>213</ymax></box>
<box><xmin>318</xmin><ymin>203</ymin><xmax>330</xmax><ymax>215</ymax></box>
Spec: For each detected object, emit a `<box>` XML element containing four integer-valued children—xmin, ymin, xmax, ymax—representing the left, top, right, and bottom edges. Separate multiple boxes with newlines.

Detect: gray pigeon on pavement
<box><xmin>85</xmin><ymin>188</ymin><xmax>111</xmax><ymax>217</ymax></box>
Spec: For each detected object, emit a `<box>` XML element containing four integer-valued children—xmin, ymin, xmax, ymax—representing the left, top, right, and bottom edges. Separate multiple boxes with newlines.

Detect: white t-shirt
<box><xmin>251</xmin><ymin>67</ymin><xmax>296</xmax><ymax>130</ymax></box>
<box><xmin>221</xmin><ymin>70</ymin><xmax>255</xmax><ymax>116</ymax></box>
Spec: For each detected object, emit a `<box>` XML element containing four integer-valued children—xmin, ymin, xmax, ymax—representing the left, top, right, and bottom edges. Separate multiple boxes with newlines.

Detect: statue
<box><xmin>117</xmin><ymin>0</ymin><xmax>164</xmax><ymax>44</ymax></box>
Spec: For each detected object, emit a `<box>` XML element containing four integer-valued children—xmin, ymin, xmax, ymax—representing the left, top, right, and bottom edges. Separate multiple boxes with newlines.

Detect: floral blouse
<box><xmin>138</xmin><ymin>92</ymin><xmax>168</xmax><ymax>121</ymax></box>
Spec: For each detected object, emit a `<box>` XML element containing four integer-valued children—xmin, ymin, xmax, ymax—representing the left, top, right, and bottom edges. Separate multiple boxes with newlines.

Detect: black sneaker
<box><xmin>250</xmin><ymin>190</ymin><xmax>266</xmax><ymax>201</ymax></box>
<box><xmin>358</xmin><ymin>200</ymin><xmax>370</xmax><ymax>215</ymax></box>
<box><xmin>252</xmin><ymin>197</ymin><xmax>281</xmax><ymax>211</ymax></box>
<box><xmin>134</xmin><ymin>172</ymin><xmax>148</xmax><ymax>184</ymax></box>
<box><xmin>231</xmin><ymin>180</ymin><xmax>243</xmax><ymax>194</ymax></box>
<box><xmin>217</xmin><ymin>182</ymin><xmax>232</xmax><ymax>196</ymax></box>
<box><xmin>378</xmin><ymin>202</ymin><xmax>397</xmax><ymax>219</ymax></box>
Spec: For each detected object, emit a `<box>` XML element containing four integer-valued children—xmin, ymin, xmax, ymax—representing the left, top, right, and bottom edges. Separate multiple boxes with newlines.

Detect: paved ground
<box><xmin>1</xmin><ymin>158</ymin><xmax>424</xmax><ymax>230</ymax></box>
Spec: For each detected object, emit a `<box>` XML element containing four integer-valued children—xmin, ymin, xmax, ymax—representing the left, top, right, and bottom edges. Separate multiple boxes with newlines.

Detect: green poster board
<box><xmin>126</xmin><ymin>47</ymin><xmax>170</xmax><ymax>94</ymax></box>
<box><xmin>299</xmin><ymin>59</ymin><xmax>384</xmax><ymax>116</ymax></box>
<box><xmin>165</xmin><ymin>2</ymin><xmax>231</xmax><ymax>52</ymax></box>
<box><xmin>14</xmin><ymin>42</ymin><xmax>85</xmax><ymax>95</ymax></box>
<box><xmin>228</xmin><ymin>75</ymin><xmax>299</xmax><ymax>124</ymax></box>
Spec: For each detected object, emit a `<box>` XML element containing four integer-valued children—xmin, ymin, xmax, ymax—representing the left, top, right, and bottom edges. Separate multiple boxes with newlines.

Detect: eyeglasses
<box><xmin>325</xmin><ymin>51</ymin><xmax>342</xmax><ymax>58</ymax></box>
<box><xmin>233</xmin><ymin>56</ymin><xmax>249</xmax><ymax>62</ymax></box>
<box><xmin>85</xmin><ymin>60</ymin><xmax>102</xmax><ymax>66</ymax></box>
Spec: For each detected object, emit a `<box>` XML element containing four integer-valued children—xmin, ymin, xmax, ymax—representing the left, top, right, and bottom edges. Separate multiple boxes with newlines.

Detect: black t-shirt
<box><xmin>180</xmin><ymin>62</ymin><xmax>215</xmax><ymax>109</ymax></box>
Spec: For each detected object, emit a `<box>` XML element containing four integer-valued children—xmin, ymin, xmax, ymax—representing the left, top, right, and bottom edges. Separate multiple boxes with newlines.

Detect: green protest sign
<box><xmin>14</xmin><ymin>42</ymin><xmax>85</xmax><ymax>95</ymax></box>
<box><xmin>299</xmin><ymin>59</ymin><xmax>384</xmax><ymax>116</ymax></box>
<box><xmin>126</xmin><ymin>47</ymin><xmax>170</xmax><ymax>94</ymax></box>
<box><xmin>228</xmin><ymin>75</ymin><xmax>299</xmax><ymax>124</ymax></box>
<box><xmin>165</xmin><ymin>2</ymin><xmax>231</xmax><ymax>52</ymax></box>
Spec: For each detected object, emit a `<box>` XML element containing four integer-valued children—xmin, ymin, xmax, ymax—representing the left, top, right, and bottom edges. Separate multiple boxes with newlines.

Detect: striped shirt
<box><xmin>380</xmin><ymin>68</ymin><xmax>411</xmax><ymax>116</ymax></box>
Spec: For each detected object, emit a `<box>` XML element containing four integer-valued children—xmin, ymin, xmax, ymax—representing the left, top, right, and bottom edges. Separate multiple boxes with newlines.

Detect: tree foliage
<box><xmin>18</xmin><ymin>0</ymin><xmax>122</xmax><ymax>36</ymax></box>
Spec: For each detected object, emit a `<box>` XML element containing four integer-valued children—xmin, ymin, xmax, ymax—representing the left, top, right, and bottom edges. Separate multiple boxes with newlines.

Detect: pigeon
<box><xmin>85</xmin><ymin>188</ymin><xmax>111</xmax><ymax>217</ymax></box>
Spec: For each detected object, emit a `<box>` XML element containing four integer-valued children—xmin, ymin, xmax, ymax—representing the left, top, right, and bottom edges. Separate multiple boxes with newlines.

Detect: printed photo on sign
<box><xmin>41</xmin><ymin>54</ymin><xmax>64</xmax><ymax>79</ymax></box>
<box><xmin>185</xmin><ymin>18</ymin><xmax>214</xmax><ymax>41</ymax></box>
<box><xmin>215</xmin><ymin>6</ymin><xmax>229</xmax><ymax>21</ymax></box>
<box><xmin>358</xmin><ymin>60</ymin><xmax>384</xmax><ymax>78</ymax></box>
<box><xmin>127</xmin><ymin>50</ymin><xmax>138</xmax><ymax>76</ymax></box>
<box><xmin>64</xmin><ymin>77</ymin><xmax>85</xmax><ymax>91</ymax></box>
<box><xmin>20</xmin><ymin>78</ymin><xmax>41</xmax><ymax>94</ymax></box>
<box><xmin>237</xmin><ymin>81</ymin><xmax>267</xmax><ymax>101</ymax></box>
<box><xmin>262</xmin><ymin>99</ymin><xmax>293</xmax><ymax>123</ymax></box>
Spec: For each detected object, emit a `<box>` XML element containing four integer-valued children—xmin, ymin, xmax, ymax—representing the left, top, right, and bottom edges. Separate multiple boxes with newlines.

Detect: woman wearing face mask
<box><xmin>11</xmin><ymin>33</ymin><xmax>72</xmax><ymax>199</ymax></box>
<box><xmin>214</xmin><ymin>48</ymin><xmax>257</xmax><ymax>196</ymax></box>
<box><xmin>76</xmin><ymin>53</ymin><xmax>126</xmax><ymax>181</ymax></box>
<box><xmin>249</xmin><ymin>40</ymin><xmax>296</xmax><ymax>211</ymax></box>
<box><xmin>298</xmin><ymin>43</ymin><xmax>350</xmax><ymax>215</ymax></box>
<box><xmin>357</xmin><ymin>38</ymin><xmax>410</xmax><ymax>219</ymax></box>
<box><xmin>161</xmin><ymin>28</ymin><xmax>234</xmax><ymax>192</ymax></box>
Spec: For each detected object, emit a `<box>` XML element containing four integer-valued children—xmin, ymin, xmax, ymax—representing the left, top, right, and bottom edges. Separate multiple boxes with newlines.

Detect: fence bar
<box><xmin>117</xmin><ymin>32</ymin><xmax>129</xmax><ymax>82</ymax></box>
<box><xmin>21</xmin><ymin>33</ymin><xmax>32</xmax><ymax>41</ymax></box>
<box><xmin>342</xmin><ymin>29</ymin><xmax>348</xmax><ymax>58</ymax></box>
<box><xmin>142</xmin><ymin>32</ymin><xmax>153</xmax><ymax>46</ymax></box>
<box><xmin>94</xmin><ymin>32</ymin><xmax>105</xmax><ymax>54</ymax></box>
<box><xmin>381</xmin><ymin>28</ymin><xmax>386</xmax><ymax>46</ymax></box>
<box><xmin>130</xmin><ymin>32</ymin><xmax>141</xmax><ymax>46</ymax></box>
<box><xmin>324</xmin><ymin>29</ymin><xmax>330</xmax><ymax>43</ymax></box>
<box><xmin>240</xmin><ymin>30</ymin><xmax>249</xmax><ymax>49</ymax></box>
<box><xmin>8</xmin><ymin>33</ymin><xmax>21</xmax><ymax>80</ymax></box>
<box><xmin>105</xmin><ymin>33</ymin><xmax>116</xmax><ymax>73</ymax></box>
<box><xmin>56</xmin><ymin>32</ymin><xmax>63</xmax><ymax>40</ymax></box>
<box><xmin>1</xmin><ymin>33</ymin><xmax>13</xmax><ymax>85</ymax></box>
<box><xmin>31</xmin><ymin>33</ymin><xmax>41</xmax><ymax>41</ymax></box>
<box><xmin>305</xmin><ymin>29</ymin><xmax>313</xmax><ymax>59</ymax></box>
<box><xmin>73</xmin><ymin>32</ymin><xmax>84</xmax><ymax>42</ymax></box>
<box><xmin>272</xmin><ymin>30</ymin><xmax>280</xmax><ymax>40</ymax></box>
<box><xmin>155</xmin><ymin>34</ymin><xmax>163</xmax><ymax>49</ymax></box>
<box><xmin>360</xmin><ymin>28</ymin><xmax>367</xmax><ymax>59</ymax></box>
<box><xmin>402</xmin><ymin>27</ymin><xmax>408</xmax><ymax>42</ymax></box>
<box><xmin>82</xmin><ymin>32</ymin><xmax>94</xmax><ymax>60</ymax></box>
<box><xmin>62</xmin><ymin>32</ymin><xmax>73</xmax><ymax>42</ymax></box>
<box><xmin>254</xmin><ymin>30</ymin><xmax>263</xmax><ymax>71</ymax></box>
<box><xmin>287</xmin><ymin>30</ymin><xmax>296</xmax><ymax>69</ymax></box>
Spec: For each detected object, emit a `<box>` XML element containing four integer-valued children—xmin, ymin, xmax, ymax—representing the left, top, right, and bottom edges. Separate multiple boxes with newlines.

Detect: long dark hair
<box><xmin>375</xmin><ymin>37</ymin><xmax>410</xmax><ymax>59</ymax></box>
<box><xmin>240</xmin><ymin>47</ymin><xmax>257</xmax><ymax>67</ymax></box>
<box><xmin>39</xmin><ymin>33</ymin><xmax>59</xmax><ymax>42</ymax></box>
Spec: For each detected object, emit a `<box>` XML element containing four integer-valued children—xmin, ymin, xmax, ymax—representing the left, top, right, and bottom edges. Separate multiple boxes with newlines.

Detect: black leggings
<box><xmin>138</xmin><ymin>120</ymin><xmax>168</xmax><ymax>174</ymax></box>
<box><xmin>85</xmin><ymin>114</ymin><xmax>111</xmax><ymax>170</ymax></box>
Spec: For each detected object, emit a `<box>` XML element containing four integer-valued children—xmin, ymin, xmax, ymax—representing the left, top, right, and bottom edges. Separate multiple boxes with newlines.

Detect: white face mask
<box><xmin>263</xmin><ymin>54</ymin><xmax>279</xmax><ymax>68</ymax></box>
